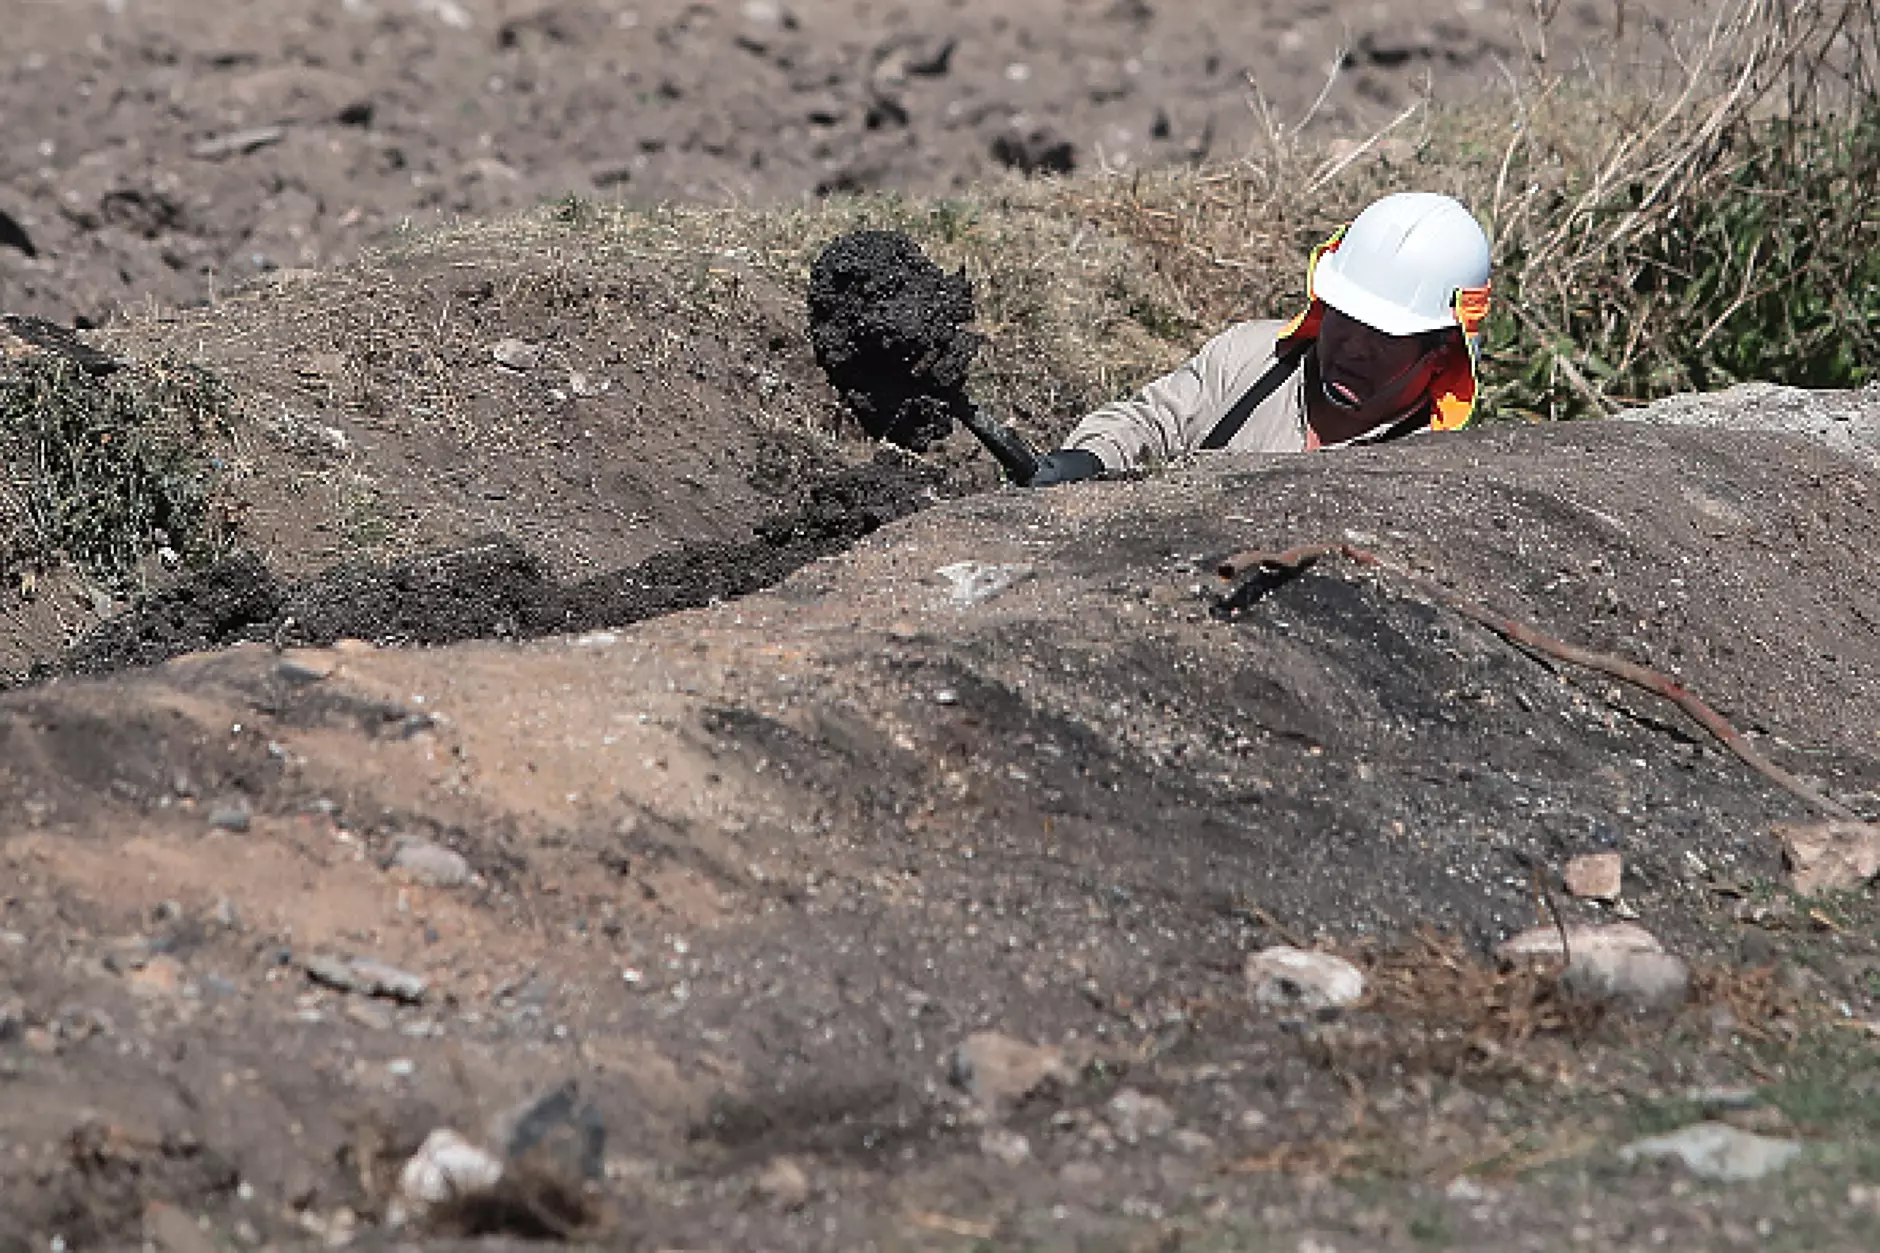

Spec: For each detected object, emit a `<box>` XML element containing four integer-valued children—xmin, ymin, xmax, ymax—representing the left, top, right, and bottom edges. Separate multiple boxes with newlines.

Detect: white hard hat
<box><xmin>1309</xmin><ymin>192</ymin><xmax>1491</xmax><ymax>337</ymax></box>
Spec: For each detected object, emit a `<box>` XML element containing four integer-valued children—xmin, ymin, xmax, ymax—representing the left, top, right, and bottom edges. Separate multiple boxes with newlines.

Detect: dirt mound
<box><xmin>1</xmin><ymin>415</ymin><xmax>1875</xmax><ymax>1249</ymax></box>
<box><xmin>807</xmin><ymin>230</ymin><xmax>980</xmax><ymax>450</ymax></box>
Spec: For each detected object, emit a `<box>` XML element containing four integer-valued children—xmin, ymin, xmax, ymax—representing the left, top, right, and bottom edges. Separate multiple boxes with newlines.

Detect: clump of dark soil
<box><xmin>807</xmin><ymin>230</ymin><xmax>980</xmax><ymax>451</ymax></box>
<box><xmin>51</xmin><ymin>458</ymin><xmax>939</xmax><ymax>677</ymax></box>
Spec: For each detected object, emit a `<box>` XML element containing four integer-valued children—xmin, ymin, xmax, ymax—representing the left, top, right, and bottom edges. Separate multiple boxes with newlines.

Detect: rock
<box><xmin>277</xmin><ymin>650</ymin><xmax>338</xmax><ymax>683</ymax></box>
<box><xmin>499</xmin><ymin>1081</ymin><xmax>606</xmax><ymax>1182</ymax></box>
<box><xmin>754</xmin><ymin>1155</ymin><xmax>810</xmax><ymax>1211</ymax></box>
<box><xmin>1564</xmin><ymin>852</ymin><xmax>1624</xmax><ymax>901</ymax></box>
<box><xmin>948</xmin><ymin>1032</ymin><xmax>1074</xmax><ymax>1112</ymax></box>
<box><xmin>1105</xmin><ymin>1088</ymin><xmax>1175</xmax><ymax>1144</ymax></box>
<box><xmin>1497</xmin><ymin>921</ymin><xmax>1660</xmax><ymax>962</ymax></box>
<box><xmin>1244</xmin><ymin>946</ymin><xmax>1366</xmax><ymax>1013</ymax></box>
<box><xmin>491</xmin><ymin>338</ymin><xmax>543</xmax><ymax>370</ymax></box>
<box><xmin>1497</xmin><ymin>922</ymin><xmax>1688</xmax><ymax>1011</ymax></box>
<box><xmin>189</xmin><ymin>126</ymin><xmax>286</xmax><ymax>160</ymax></box>
<box><xmin>387</xmin><ymin>1129</ymin><xmax>504</xmax><ymax>1227</ymax></box>
<box><xmin>1777</xmin><ymin>820</ymin><xmax>1880</xmax><ymax>894</ymax></box>
<box><xmin>208</xmin><ymin>805</ymin><xmax>252</xmax><ymax>833</ymax></box>
<box><xmin>304</xmin><ymin>954</ymin><xmax>427</xmax><ymax>1004</ymax></box>
<box><xmin>1619</xmin><ymin>1122</ymin><xmax>1803</xmax><ymax>1181</ymax></box>
<box><xmin>979</xmin><ymin>1127</ymin><xmax>1033</xmax><ymax>1165</ymax></box>
<box><xmin>390</xmin><ymin>838</ymin><xmax>471</xmax><ymax>888</ymax></box>
<box><xmin>934</xmin><ymin>561</ymin><xmax>1033</xmax><ymax>606</ymax></box>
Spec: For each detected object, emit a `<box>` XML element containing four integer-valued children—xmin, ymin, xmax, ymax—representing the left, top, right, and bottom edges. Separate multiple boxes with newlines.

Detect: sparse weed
<box><xmin>0</xmin><ymin>355</ymin><xmax>232</xmax><ymax>591</ymax></box>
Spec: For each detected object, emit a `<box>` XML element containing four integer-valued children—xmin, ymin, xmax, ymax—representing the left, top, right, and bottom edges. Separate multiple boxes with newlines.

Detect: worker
<box><xmin>1028</xmin><ymin>191</ymin><xmax>1492</xmax><ymax>485</ymax></box>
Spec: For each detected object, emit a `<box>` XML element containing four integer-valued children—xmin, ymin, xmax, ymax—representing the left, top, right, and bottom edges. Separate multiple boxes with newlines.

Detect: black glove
<box><xmin>1026</xmin><ymin>448</ymin><xmax>1105</xmax><ymax>487</ymax></box>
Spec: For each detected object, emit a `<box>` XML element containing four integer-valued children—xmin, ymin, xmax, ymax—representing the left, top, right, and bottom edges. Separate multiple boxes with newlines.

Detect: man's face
<box><xmin>1315</xmin><ymin>305</ymin><xmax>1444</xmax><ymax>425</ymax></box>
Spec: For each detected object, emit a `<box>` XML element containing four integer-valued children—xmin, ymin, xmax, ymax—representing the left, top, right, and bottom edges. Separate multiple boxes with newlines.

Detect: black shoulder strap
<box><xmin>1198</xmin><ymin>342</ymin><xmax>1311</xmax><ymax>450</ymax></box>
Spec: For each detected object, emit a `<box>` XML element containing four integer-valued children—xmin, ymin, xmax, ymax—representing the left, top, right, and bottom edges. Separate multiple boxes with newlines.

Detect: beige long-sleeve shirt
<box><xmin>1061</xmin><ymin>320</ymin><xmax>1310</xmax><ymax>471</ymax></box>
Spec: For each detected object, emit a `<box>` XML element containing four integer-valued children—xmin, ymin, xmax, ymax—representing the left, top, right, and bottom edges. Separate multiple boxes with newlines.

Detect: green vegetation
<box><xmin>0</xmin><ymin>354</ymin><xmax>232</xmax><ymax>591</ymax></box>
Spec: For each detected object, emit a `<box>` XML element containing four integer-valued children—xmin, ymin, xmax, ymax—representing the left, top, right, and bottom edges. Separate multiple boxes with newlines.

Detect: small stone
<box><xmin>1619</xmin><ymin>1122</ymin><xmax>1802</xmax><ymax>1181</ymax></box>
<box><xmin>754</xmin><ymin>1155</ymin><xmax>811</xmax><ymax>1211</ymax></box>
<box><xmin>387</xmin><ymin>1129</ymin><xmax>504</xmax><ymax>1227</ymax></box>
<box><xmin>491</xmin><ymin>338</ymin><xmax>543</xmax><ymax>370</ymax></box>
<box><xmin>1564</xmin><ymin>852</ymin><xmax>1623</xmax><ymax>901</ymax></box>
<box><xmin>390</xmin><ymin>838</ymin><xmax>471</xmax><ymax>888</ymax></box>
<box><xmin>208</xmin><ymin>805</ymin><xmax>252</xmax><ymax>833</ymax></box>
<box><xmin>499</xmin><ymin>1081</ymin><xmax>606</xmax><ymax>1182</ymax></box>
<box><xmin>345</xmin><ymin>1001</ymin><xmax>393</xmax><ymax>1031</ymax></box>
<box><xmin>1777</xmin><ymin>820</ymin><xmax>1880</xmax><ymax>894</ymax></box>
<box><xmin>948</xmin><ymin>1031</ymin><xmax>1074</xmax><ymax>1112</ymax></box>
<box><xmin>979</xmin><ymin>1127</ymin><xmax>1032</xmax><ymax>1165</ymax></box>
<box><xmin>1244</xmin><ymin>946</ymin><xmax>1366</xmax><ymax>1013</ymax></box>
<box><xmin>278</xmin><ymin>650</ymin><xmax>338</xmax><ymax>683</ymax></box>
<box><xmin>1106</xmin><ymin>1088</ymin><xmax>1175</xmax><ymax>1144</ymax></box>
<box><xmin>190</xmin><ymin>126</ymin><xmax>286</xmax><ymax>160</ymax></box>
<box><xmin>212</xmin><ymin>898</ymin><xmax>241</xmax><ymax>930</ymax></box>
<box><xmin>303</xmin><ymin>954</ymin><xmax>365</xmax><ymax>994</ymax></box>
<box><xmin>1496</xmin><ymin>921</ymin><xmax>1661</xmax><ymax>963</ymax></box>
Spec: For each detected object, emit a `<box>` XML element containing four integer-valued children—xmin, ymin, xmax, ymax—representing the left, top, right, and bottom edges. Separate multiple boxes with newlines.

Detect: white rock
<box><xmin>1619</xmin><ymin>1122</ymin><xmax>1802</xmax><ymax>1181</ymax></box>
<box><xmin>1244</xmin><ymin>946</ymin><xmax>1365</xmax><ymax>1012</ymax></box>
<box><xmin>388</xmin><ymin>1129</ymin><xmax>503</xmax><ymax>1226</ymax></box>
<box><xmin>934</xmin><ymin>561</ymin><xmax>1033</xmax><ymax>606</ymax></box>
<box><xmin>491</xmin><ymin>338</ymin><xmax>543</xmax><ymax>370</ymax></box>
<box><xmin>1498</xmin><ymin>923</ymin><xmax>1688</xmax><ymax>1011</ymax></box>
<box><xmin>753</xmin><ymin>1155</ymin><xmax>810</xmax><ymax>1210</ymax></box>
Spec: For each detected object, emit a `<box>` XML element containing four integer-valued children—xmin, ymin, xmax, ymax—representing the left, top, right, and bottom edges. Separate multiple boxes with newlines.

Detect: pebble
<box><xmin>1619</xmin><ymin>1122</ymin><xmax>1802</xmax><ymax>1181</ymax></box>
<box><xmin>754</xmin><ymin>1155</ymin><xmax>811</xmax><ymax>1211</ymax></box>
<box><xmin>1170</xmin><ymin>1129</ymin><xmax>1217</xmax><ymax>1155</ymax></box>
<box><xmin>1244</xmin><ymin>946</ymin><xmax>1366</xmax><ymax>1013</ymax></box>
<box><xmin>208</xmin><ymin>805</ymin><xmax>252</xmax><ymax>833</ymax></box>
<box><xmin>948</xmin><ymin>1031</ymin><xmax>1074</xmax><ymax>1112</ymax></box>
<box><xmin>389</xmin><ymin>838</ymin><xmax>471</xmax><ymax>888</ymax></box>
<box><xmin>1105</xmin><ymin>1088</ymin><xmax>1175</xmax><ymax>1144</ymax></box>
<box><xmin>1564</xmin><ymin>851</ymin><xmax>1623</xmax><ymax>900</ymax></box>
<box><xmin>491</xmin><ymin>338</ymin><xmax>543</xmax><ymax>370</ymax></box>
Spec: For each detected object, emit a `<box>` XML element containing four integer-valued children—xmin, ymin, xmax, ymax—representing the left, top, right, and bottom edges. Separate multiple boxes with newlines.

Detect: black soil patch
<box><xmin>46</xmin><ymin>457</ymin><xmax>939</xmax><ymax>679</ymax></box>
<box><xmin>806</xmin><ymin>230</ymin><xmax>980</xmax><ymax>452</ymax></box>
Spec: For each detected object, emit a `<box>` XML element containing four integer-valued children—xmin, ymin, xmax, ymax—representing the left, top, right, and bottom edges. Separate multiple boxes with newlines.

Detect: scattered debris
<box><xmin>390</xmin><ymin>837</ymin><xmax>472</xmax><ymax>888</ymax></box>
<box><xmin>1244</xmin><ymin>946</ymin><xmax>1366</xmax><ymax>1013</ymax></box>
<box><xmin>1619</xmin><ymin>1122</ymin><xmax>1803</xmax><ymax>1181</ymax></box>
<box><xmin>388</xmin><ymin>1129</ymin><xmax>505</xmax><ymax>1227</ymax></box>
<box><xmin>934</xmin><ymin>561</ymin><xmax>1032</xmax><ymax>606</ymax></box>
<box><xmin>491</xmin><ymin>338</ymin><xmax>544</xmax><ymax>371</ymax></box>
<box><xmin>1778</xmin><ymin>820</ymin><xmax>1880</xmax><ymax>894</ymax></box>
<box><xmin>1564</xmin><ymin>852</ymin><xmax>1624</xmax><ymax>901</ymax></box>
<box><xmin>948</xmin><ymin>1031</ymin><xmax>1074</xmax><ymax>1112</ymax></box>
